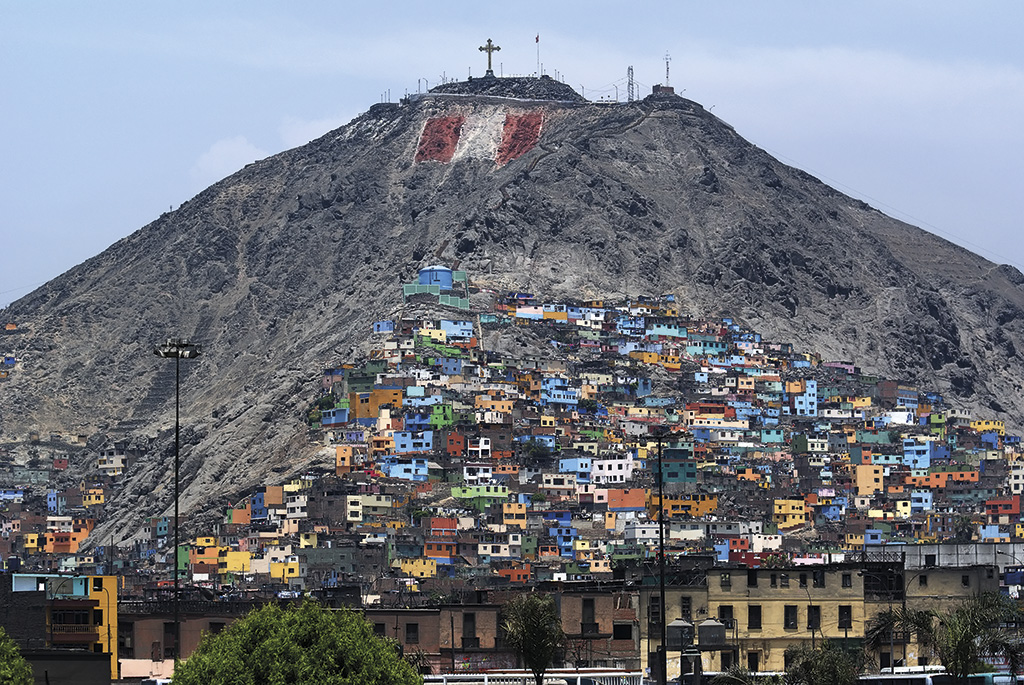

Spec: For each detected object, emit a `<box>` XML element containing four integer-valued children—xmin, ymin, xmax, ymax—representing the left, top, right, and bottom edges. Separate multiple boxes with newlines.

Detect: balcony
<box><xmin>461</xmin><ymin>636</ymin><xmax>480</xmax><ymax>649</ymax></box>
<box><xmin>50</xmin><ymin>624</ymin><xmax>100</xmax><ymax>644</ymax></box>
<box><xmin>581</xmin><ymin>622</ymin><xmax>600</xmax><ymax>636</ymax></box>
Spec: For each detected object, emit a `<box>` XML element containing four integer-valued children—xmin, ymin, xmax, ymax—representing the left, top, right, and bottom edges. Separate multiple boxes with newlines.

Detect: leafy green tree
<box><xmin>172</xmin><ymin>601</ymin><xmax>421</xmax><ymax>685</ymax></box>
<box><xmin>0</xmin><ymin>627</ymin><xmax>33</xmax><ymax>685</ymax></box>
<box><xmin>502</xmin><ymin>594</ymin><xmax>565</xmax><ymax>685</ymax></box>
<box><xmin>712</xmin><ymin>665</ymin><xmax>784</xmax><ymax>685</ymax></box>
<box><xmin>783</xmin><ymin>640</ymin><xmax>864</xmax><ymax>685</ymax></box>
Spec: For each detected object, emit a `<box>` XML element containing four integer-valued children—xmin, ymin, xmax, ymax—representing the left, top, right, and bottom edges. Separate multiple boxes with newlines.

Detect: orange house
<box><xmin>607</xmin><ymin>488</ymin><xmax>647</xmax><ymax>512</ymax></box>
<box><xmin>497</xmin><ymin>564</ymin><xmax>532</xmax><ymax>583</ymax></box>
<box><xmin>348</xmin><ymin>388</ymin><xmax>403</xmax><ymax>421</ymax></box>
<box><xmin>424</xmin><ymin>540</ymin><xmax>455</xmax><ymax>560</ymax></box>
<box><xmin>906</xmin><ymin>469</ymin><xmax>979</xmax><ymax>489</ymax></box>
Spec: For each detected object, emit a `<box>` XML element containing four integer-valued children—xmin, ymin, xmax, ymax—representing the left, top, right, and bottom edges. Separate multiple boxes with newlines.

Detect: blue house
<box><xmin>559</xmin><ymin>456</ymin><xmax>592</xmax><ymax>484</ymax></box>
<box><xmin>386</xmin><ymin>458</ymin><xmax>429</xmax><ymax>482</ymax></box>
<box><xmin>321</xmin><ymin>408</ymin><xmax>350</xmax><ymax>427</ymax></box>
<box><xmin>419</xmin><ymin>265</ymin><xmax>453</xmax><ymax>289</ymax></box>
<box><xmin>394</xmin><ymin>430</ymin><xmax>434</xmax><ymax>453</ymax></box>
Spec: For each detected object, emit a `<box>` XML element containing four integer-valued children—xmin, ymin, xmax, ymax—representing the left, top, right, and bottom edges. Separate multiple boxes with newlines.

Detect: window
<box><xmin>799</xmin><ymin>573</ymin><xmax>808</xmax><ymax>588</ymax></box>
<box><xmin>405</xmin><ymin>623</ymin><xmax>419</xmax><ymax>644</ymax></box>
<box><xmin>373</xmin><ymin>623</ymin><xmax>386</xmax><ymax>636</ymax></box>
<box><xmin>808</xmin><ymin>606</ymin><xmax>821</xmax><ymax>630</ymax></box>
<box><xmin>770</xmin><ymin>573</ymin><xmax>778</xmax><ymax>588</ymax></box>
<box><xmin>93</xmin><ymin>609</ymin><xmax>103</xmax><ymax>625</ymax></box>
<box><xmin>748</xmin><ymin>605</ymin><xmax>762</xmax><ymax>630</ymax></box>
<box><xmin>209</xmin><ymin>622</ymin><xmax>225</xmax><ymax>635</ymax></box>
<box><xmin>747</xmin><ymin>569</ymin><xmax>758</xmax><ymax>588</ymax></box>
<box><xmin>720</xmin><ymin>572</ymin><xmax>732</xmax><ymax>588</ymax></box>
<box><xmin>680</xmin><ymin>596</ymin><xmax>693</xmax><ymax>621</ymax></box>
<box><xmin>813</xmin><ymin>570</ymin><xmax>825</xmax><ymax>588</ymax></box>
<box><xmin>93</xmin><ymin>577</ymin><xmax>103</xmax><ymax>592</ymax></box>
<box><xmin>919</xmin><ymin>574</ymin><xmax>928</xmax><ymax>588</ymax></box>
<box><xmin>649</xmin><ymin>595</ymin><xmax>662</xmax><ymax>625</ymax></box>
<box><xmin>613</xmin><ymin>624</ymin><xmax>632</xmax><ymax>640</ymax></box>
<box><xmin>838</xmin><ymin>605</ymin><xmax>852</xmax><ymax>630</ymax></box>
<box><xmin>582</xmin><ymin>599</ymin><xmax>595</xmax><ymax>626</ymax></box>
<box><xmin>961</xmin><ymin>575</ymin><xmax>970</xmax><ymax>587</ymax></box>
<box><xmin>784</xmin><ymin>605</ymin><xmax>798</xmax><ymax>630</ymax></box>
<box><xmin>721</xmin><ymin>650</ymin><xmax>733</xmax><ymax>670</ymax></box>
<box><xmin>719</xmin><ymin>605</ymin><xmax>734</xmax><ymax>629</ymax></box>
<box><xmin>780</xmin><ymin>573</ymin><xmax>790</xmax><ymax>588</ymax></box>
<box><xmin>925</xmin><ymin>554</ymin><xmax>936</xmax><ymax>567</ymax></box>
<box><xmin>747</xmin><ymin>652</ymin><xmax>760</xmax><ymax>673</ymax></box>
<box><xmin>464</xmin><ymin>612</ymin><xmax>476</xmax><ymax>638</ymax></box>
<box><xmin>842</xmin><ymin>573</ymin><xmax>852</xmax><ymax>588</ymax></box>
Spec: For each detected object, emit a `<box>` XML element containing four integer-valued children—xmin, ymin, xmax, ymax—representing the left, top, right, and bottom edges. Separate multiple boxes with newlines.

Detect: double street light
<box><xmin>154</xmin><ymin>338</ymin><xmax>201</xmax><ymax>664</ymax></box>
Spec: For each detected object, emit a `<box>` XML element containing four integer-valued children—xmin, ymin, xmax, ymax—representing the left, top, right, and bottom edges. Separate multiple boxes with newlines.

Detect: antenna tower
<box><xmin>627</xmin><ymin>66</ymin><xmax>635</xmax><ymax>102</ymax></box>
<box><xmin>665</xmin><ymin>52</ymin><xmax>671</xmax><ymax>86</ymax></box>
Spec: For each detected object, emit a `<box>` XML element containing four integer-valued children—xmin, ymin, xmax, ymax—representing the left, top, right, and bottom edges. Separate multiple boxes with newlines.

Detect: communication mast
<box><xmin>627</xmin><ymin>66</ymin><xmax>635</xmax><ymax>102</ymax></box>
<box><xmin>665</xmin><ymin>52</ymin><xmax>671</xmax><ymax>87</ymax></box>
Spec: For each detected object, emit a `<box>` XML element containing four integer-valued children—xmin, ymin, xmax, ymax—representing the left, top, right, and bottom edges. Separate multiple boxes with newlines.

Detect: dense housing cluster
<box><xmin>2</xmin><ymin>267</ymin><xmax>1023</xmax><ymax>679</ymax></box>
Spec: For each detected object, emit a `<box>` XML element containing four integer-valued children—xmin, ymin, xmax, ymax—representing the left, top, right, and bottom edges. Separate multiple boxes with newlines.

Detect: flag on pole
<box><xmin>536</xmin><ymin>34</ymin><xmax>539</xmax><ymax>43</ymax></box>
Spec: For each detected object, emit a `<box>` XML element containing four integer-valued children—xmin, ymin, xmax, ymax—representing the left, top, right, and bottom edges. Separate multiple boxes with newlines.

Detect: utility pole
<box><xmin>656</xmin><ymin>428</ymin><xmax>668</xmax><ymax>685</ymax></box>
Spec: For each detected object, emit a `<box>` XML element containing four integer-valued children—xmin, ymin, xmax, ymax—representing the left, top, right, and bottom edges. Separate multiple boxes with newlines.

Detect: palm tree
<box><xmin>866</xmin><ymin>593</ymin><xmax>1024</xmax><ymax>685</ymax></box>
<box><xmin>864</xmin><ymin>604</ymin><xmax>937</xmax><ymax>670</ymax></box>
<box><xmin>502</xmin><ymin>594</ymin><xmax>565</xmax><ymax>685</ymax></box>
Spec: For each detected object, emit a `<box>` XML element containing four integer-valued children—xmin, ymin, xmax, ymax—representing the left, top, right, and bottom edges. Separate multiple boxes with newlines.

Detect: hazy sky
<box><xmin>3</xmin><ymin>2</ymin><xmax>1023</xmax><ymax>308</ymax></box>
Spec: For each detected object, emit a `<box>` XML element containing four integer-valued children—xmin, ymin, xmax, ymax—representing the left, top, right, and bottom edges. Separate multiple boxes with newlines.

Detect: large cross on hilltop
<box><xmin>479</xmin><ymin>38</ymin><xmax>500</xmax><ymax>76</ymax></box>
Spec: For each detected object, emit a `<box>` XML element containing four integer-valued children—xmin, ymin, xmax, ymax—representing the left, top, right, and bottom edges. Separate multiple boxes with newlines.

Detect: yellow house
<box><xmin>855</xmin><ymin>464</ymin><xmax>885</xmax><ymax>496</ymax></box>
<box><xmin>22</xmin><ymin>533</ymin><xmax>40</xmax><ymax>554</ymax></box>
<box><xmin>398</xmin><ymin>558</ymin><xmax>437</xmax><ymax>578</ymax></box>
<box><xmin>773</xmin><ymin>499</ymin><xmax>808</xmax><ymax>529</ymax></box>
<box><xmin>194</xmin><ymin>536</ymin><xmax>217</xmax><ymax>547</ymax></box>
<box><xmin>572</xmin><ymin>441</ymin><xmax>599</xmax><ymax>455</ymax></box>
<box><xmin>299</xmin><ymin>532</ymin><xmax>318</xmax><ymax>548</ymax></box>
<box><xmin>894</xmin><ymin>499</ymin><xmax>911</xmax><ymax>518</ymax></box>
<box><xmin>83</xmin><ymin>488</ymin><xmax>105</xmax><ymax>507</ymax></box>
<box><xmin>503</xmin><ymin>502</ymin><xmax>527</xmax><ymax>529</ymax></box>
<box><xmin>270</xmin><ymin>559</ymin><xmax>301</xmax><ymax>581</ymax></box>
<box><xmin>420</xmin><ymin>328</ymin><xmax>447</xmax><ymax>343</ymax></box>
<box><xmin>218</xmin><ymin>550</ymin><xmax>252</xmax><ymax>574</ymax></box>
<box><xmin>573</xmin><ymin>539</ymin><xmax>592</xmax><ymax>554</ymax></box>
<box><xmin>971</xmin><ymin>419</ymin><xmax>1005</xmax><ymax>437</ymax></box>
<box><xmin>90</xmin><ymin>576</ymin><xmax>118</xmax><ymax>680</ymax></box>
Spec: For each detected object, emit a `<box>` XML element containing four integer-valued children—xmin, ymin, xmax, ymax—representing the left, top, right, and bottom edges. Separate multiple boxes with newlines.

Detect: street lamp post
<box><xmin>154</xmin><ymin>338</ymin><xmax>201</xmax><ymax>664</ymax></box>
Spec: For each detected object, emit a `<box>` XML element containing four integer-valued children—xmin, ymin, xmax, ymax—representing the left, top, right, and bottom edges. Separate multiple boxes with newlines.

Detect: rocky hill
<box><xmin>3</xmin><ymin>77</ymin><xmax>1023</xmax><ymax>544</ymax></box>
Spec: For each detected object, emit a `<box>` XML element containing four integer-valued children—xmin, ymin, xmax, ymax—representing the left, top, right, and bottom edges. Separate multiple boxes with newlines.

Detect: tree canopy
<box><xmin>172</xmin><ymin>601</ymin><xmax>421</xmax><ymax>685</ymax></box>
<box><xmin>502</xmin><ymin>594</ymin><xmax>565</xmax><ymax>685</ymax></box>
<box><xmin>784</xmin><ymin>639</ymin><xmax>864</xmax><ymax>685</ymax></box>
<box><xmin>0</xmin><ymin>626</ymin><xmax>33</xmax><ymax>685</ymax></box>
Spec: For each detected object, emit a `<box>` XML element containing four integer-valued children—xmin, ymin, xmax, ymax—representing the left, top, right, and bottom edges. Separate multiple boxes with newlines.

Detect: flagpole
<box><xmin>536</xmin><ymin>34</ymin><xmax>540</xmax><ymax>77</ymax></box>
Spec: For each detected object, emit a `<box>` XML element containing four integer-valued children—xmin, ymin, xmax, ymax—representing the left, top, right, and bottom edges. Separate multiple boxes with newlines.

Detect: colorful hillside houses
<box><xmin>5</xmin><ymin>266</ymin><xmax>1024</xmax><ymax>680</ymax></box>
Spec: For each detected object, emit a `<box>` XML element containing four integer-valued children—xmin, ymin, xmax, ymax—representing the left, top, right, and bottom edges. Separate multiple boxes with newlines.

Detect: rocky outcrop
<box><xmin>2</xmin><ymin>78</ymin><xmax>1022</xmax><ymax>544</ymax></box>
